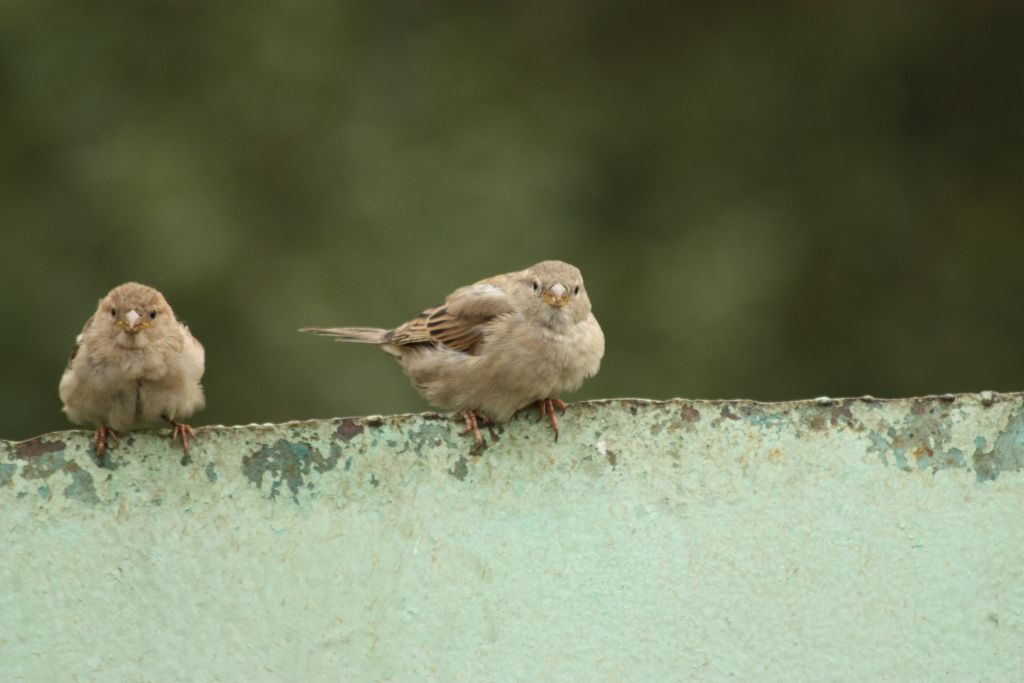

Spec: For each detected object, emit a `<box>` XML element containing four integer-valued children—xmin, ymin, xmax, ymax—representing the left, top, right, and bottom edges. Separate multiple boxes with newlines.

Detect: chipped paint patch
<box><xmin>19</xmin><ymin>450</ymin><xmax>67</xmax><ymax>480</ymax></box>
<box><xmin>972</xmin><ymin>404</ymin><xmax>1024</xmax><ymax>481</ymax></box>
<box><xmin>335</xmin><ymin>418</ymin><xmax>364</xmax><ymax>442</ymax></box>
<box><xmin>714</xmin><ymin>405</ymin><xmax>741</xmax><ymax>425</ymax></box>
<box><xmin>15</xmin><ymin>437</ymin><xmax>66</xmax><ymax>460</ymax></box>
<box><xmin>0</xmin><ymin>463</ymin><xmax>15</xmax><ymax>487</ymax></box>
<box><xmin>15</xmin><ymin>447</ymin><xmax>100</xmax><ymax>504</ymax></box>
<box><xmin>864</xmin><ymin>401</ymin><xmax>966</xmax><ymax>474</ymax></box>
<box><xmin>205</xmin><ymin>462</ymin><xmax>218</xmax><ymax>483</ymax></box>
<box><xmin>62</xmin><ymin>463</ymin><xmax>100</xmax><ymax>504</ymax></box>
<box><xmin>829</xmin><ymin>401</ymin><xmax>862</xmax><ymax>430</ymax></box>
<box><xmin>400</xmin><ymin>420</ymin><xmax>458</xmax><ymax>458</ymax></box>
<box><xmin>449</xmin><ymin>456</ymin><xmax>469</xmax><ymax>481</ymax></box>
<box><xmin>241</xmin><ymin>440</ymin><xmax>339</xmax><ymax>501</ymax></box>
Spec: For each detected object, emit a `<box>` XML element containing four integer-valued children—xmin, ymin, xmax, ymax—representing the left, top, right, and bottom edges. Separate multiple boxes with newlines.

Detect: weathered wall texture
<box><xmin>2</xmin><ymin>395</ymin><xmax>1023</xmax><ymax>682</ymax></box>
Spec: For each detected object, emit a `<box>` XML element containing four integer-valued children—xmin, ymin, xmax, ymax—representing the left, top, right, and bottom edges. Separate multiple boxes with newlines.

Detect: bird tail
<box><xmin>299</xmin><ymin>326</ymin><xmax>391</xmax><ymax>344</ymax></box>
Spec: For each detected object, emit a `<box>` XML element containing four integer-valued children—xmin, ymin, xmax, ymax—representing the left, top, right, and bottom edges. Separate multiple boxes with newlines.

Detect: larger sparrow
<box><xmin>302</xmin><ymin>260</ymin><xmax>605</xmax><ymax>449</ymax></box>
<box><xmin>59</xmin><ymin>282</ymin><xmax>206</xmax><ymax>460</ymax></box>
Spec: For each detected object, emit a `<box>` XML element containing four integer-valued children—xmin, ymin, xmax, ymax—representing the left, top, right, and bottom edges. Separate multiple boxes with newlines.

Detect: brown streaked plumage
<box><xmin>59</xmin><ymin>282</ymin><xmax>206</xmax><ymax>461</ymax></box>
<box><xmin>302</xmin><ymin>260</ymin><xmax>605</xmax><ymax>450</ymax></box>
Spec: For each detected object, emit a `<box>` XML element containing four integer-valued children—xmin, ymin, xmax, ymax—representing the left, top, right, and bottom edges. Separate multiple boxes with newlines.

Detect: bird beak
<box><xmin>121</xmin><ymin>309</ymin><xmax>146</xmax><ymax>334</ymax></box>
<box><xmin>542</xmin><ymin>283</ymin><xmax>571</xmax><ymax>308</ymax></box>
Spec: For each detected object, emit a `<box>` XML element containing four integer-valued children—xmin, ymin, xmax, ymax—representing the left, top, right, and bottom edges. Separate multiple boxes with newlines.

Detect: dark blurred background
<box><xmin>2</xmin><ymin>2</ymin><xmax>1023</xmax><ymax>440</ymax></box>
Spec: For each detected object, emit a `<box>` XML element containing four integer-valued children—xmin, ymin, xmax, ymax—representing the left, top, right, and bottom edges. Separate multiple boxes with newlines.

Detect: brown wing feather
<box><xmin>423</xmin><ymin>306</ymin><xmax>488</xmax><ymax>354</ymax></box>
<box><xmin>387</xmin><ymin>306</ymin><xmax>483</xmax><ymax>354</ymax></box>
<box><xmin>387</xmin><ymin>281</ymin><xmax>514</xmax><ymax>355</ymax></box>
<box><xmin>385</xmin><ymin>309</ymin><xmax>435</xmax><ymax>346</ymax></box>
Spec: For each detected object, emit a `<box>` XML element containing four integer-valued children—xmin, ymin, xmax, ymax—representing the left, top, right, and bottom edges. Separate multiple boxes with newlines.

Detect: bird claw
<box><xmin>536</xmin><ymin>398</ymin><xmax>567</xmax><ymax>441</ymax></box>
<box><xmin>165</xmin><ymin>419</ymin><xmax>197</xmax><ymax>456</ymax></box>
<box><xmin>94</xmin><ymin>426</ymin><xmax>120</xmax><ymax>460</ymax></box>
<box><xmin>458</xmin><ymin>410</ymin><xmax>492</xmax><ymax>453</ymax></box>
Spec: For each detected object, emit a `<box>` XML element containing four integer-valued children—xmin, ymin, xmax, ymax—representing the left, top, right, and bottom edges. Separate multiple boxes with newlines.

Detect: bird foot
<box><xmin>458</xmin><ymin>409</ymin><xmax>492</xmax><ymax>453</ymax></box>
<box><xmin>165</xmin><ymin>418</ymin><xmax>196</xmax><ymax>456</ymax></box>
<box><xmin>94</xmin><ymin>426</ymin><xmax>120</xmax><ymax>459</ymax></box>
<box><xmin>536</xmin><ymin>398</ymin><xmax>567</xmax><ymax>441</ymax></box>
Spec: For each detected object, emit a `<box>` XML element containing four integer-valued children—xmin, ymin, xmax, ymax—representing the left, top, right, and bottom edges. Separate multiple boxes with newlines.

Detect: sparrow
<box><xmin>59</xmin><ymin>282</ymin><xmax>206</xmax><ymax>461</ymax></box>
<box><xmin>302</xmin><ymin>260</ymin><xmax>605</xmax><ymax>450</ymax></box>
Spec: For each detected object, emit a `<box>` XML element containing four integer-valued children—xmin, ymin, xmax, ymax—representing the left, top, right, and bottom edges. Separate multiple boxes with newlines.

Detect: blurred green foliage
<box><xmin>2</xmin><ymin>2</ymin><xmax>1023</xmax><ymax>440</ymax></box>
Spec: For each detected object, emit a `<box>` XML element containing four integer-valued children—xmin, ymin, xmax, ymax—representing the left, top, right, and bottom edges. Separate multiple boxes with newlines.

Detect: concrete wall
<box><xmin>2</xmin><ymin>394</ymin><xmax>1023</xmax><ymax>682</ymax></box>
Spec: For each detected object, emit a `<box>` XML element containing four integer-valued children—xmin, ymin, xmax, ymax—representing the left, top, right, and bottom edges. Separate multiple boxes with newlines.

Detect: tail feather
<box><xmin>299</xmin><ymin>326</ymin><xmax>390</xmax><ymax>344</ymax></box>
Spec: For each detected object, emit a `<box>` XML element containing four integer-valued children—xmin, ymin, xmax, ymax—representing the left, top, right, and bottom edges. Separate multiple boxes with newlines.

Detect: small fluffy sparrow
<box><xmin>302</xmin><ymin>260</ymin><xmax>605</xmax><ymax>449</ymax></box>
<box><xmin>59</xmin><ymin>282</ymin><xmax>206</xmax><ymax>460</ymax></box>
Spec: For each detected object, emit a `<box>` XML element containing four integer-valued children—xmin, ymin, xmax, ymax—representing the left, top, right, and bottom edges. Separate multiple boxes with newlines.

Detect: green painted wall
<box><xmin>3</xmin><ymin>395</ymin><xmax>1023</xmax><ymax>681</ymax></box>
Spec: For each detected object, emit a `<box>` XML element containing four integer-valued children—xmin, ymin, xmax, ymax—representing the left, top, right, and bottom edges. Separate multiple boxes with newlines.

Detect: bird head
<box><xmin>98</xmin><ymin>282</ymin><xmax>174</xmax><ymax>347</ymax></box>
<box><xmin>521</xmin><ymin>260</ymin><xmax>592</xmax><ymax>325</ymax></box>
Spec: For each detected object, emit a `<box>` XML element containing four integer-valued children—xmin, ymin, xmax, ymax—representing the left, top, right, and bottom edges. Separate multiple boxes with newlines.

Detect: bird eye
<box><xmin>532</xmin><ymin>281</ymin><xmax>540</xmax><ymax>292</ymax></box>
<box><xmin>111</xmin><ymin>308</ymin><xmax>117</xmax><ymax>317</ymax></box>
<box><xmin>149</xmin><ymin>310</ymin><xmax>157</xmax><ymax>320</ymax></box>
<box><xmin>574</xmin><ymin>285</ymin><xmax>580</xmax><ymax>295</ymax></box>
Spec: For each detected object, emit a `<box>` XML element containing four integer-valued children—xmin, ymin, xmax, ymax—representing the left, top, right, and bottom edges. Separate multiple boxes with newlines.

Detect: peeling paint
<box><xmin>863</xmin><ymin>400</ymin><xmax>970</xmax><ymax>474</ymax></box>
<box><xmin>61</xmin><ymin>462</ymin><xmax>100</xmax><ymax>504</ymax></box>
<box><xmin>14</xmin><ymin>448</ymin><xmax>100</xmax><ymax>507</ymax></box>
<box><xmin>19</xmin><ymin>449</ymin><xmax>70</xmax><ymax>480</ymax></box>
<box><xmin>0</xmin><ymin>463</ymin><xmax>15</xmax><ymax>487</ymax></box>
<box><xmin>715</xmin><ymin>405</ymin><xmax>741</xmax><ymax>424</ymax></box>
<box><xmin>241</xmin><ymin>439</ymin><xmax>339</xmax><ymax>501</ymax></box>
<box><xmin>449</xmin><ymin>456</ymin><xmax>469</xmax><ymax>481</ymax></box>
<box><xmin>679</xmin><ymin>405</ymin><xmax>700</xmax><ymax>424</ymax></box>
<box><xmin>829</xmin><ymin>401</ymin><xmax>861</xmax><ymax>430</ymax></box>
<box><xmin>594</xmin><ymin>439</ymin><xmax>619</xmax><ymax>468</ymax></box>
<box><xmin>14</xmin><ymin>447</ymin><xmax>100</xmax><ymax>505</ymax></box>
<box><xmin>402</xmin><ymin>421</ymin><xmax>458</xmax><ymax>459</ymax></box>
<box><xmin>3</xmin><ymin>393</ymin><xmax>1024</xmax><ymax>508</ymax></box>
<box><xmin>14</xmin><ymin>437</ymin><xmax>66</xmax><ymax>460</ymax></box>
<box><xmin>335</xmin><ymin>418</ymin><xmax>364</xmax><ymax>442</ymax></box>
<box><xmin>972</xmin><ymin>404</ymin><xmax>1024</xmax><ymax>481</ymax></box>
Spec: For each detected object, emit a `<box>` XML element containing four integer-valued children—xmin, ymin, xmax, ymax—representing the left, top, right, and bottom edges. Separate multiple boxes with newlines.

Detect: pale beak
<box><xmin>542</xmin><ymin>282</ymin><xmax>571</xmax><ymax>308</ymax></box>
<box><xmin>120</xmin><ymin>309</ymin><xmax>148</xmax><ymax>333</ymax></box>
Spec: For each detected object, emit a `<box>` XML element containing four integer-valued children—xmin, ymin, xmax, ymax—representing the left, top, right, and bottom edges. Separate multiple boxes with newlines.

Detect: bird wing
<box><xmin>180</xmin><ymin>323</ymin><xmax>206</xmax><ymax>381</ymax></box>
<box><xmin>67</xmin><ymin>314</ymin><xmax>95</xmax><ymax>368</ymax></box>
<box><xmin>388</xmin><ymin>282</ymin><xmax>513</xmax><ymax>355</ymax></box>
